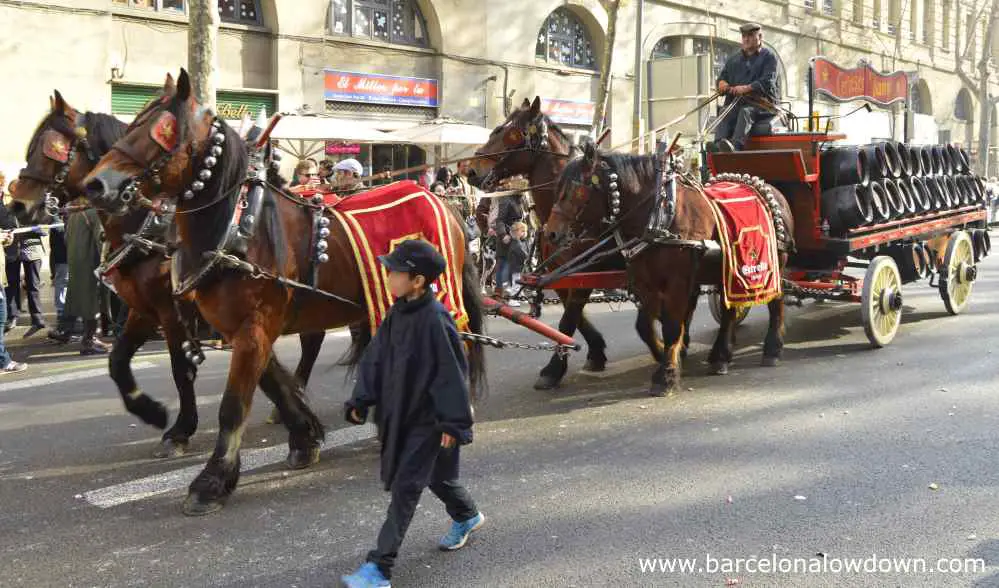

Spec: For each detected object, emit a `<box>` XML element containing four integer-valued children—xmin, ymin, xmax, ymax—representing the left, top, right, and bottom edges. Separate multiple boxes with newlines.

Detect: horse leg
<box><xmin>578</xmin><ymin>312</ymin><xmax>608</xmax><ymax>372</ymax></box>
<box><xmin>154</xmin><ymin>317</ymin><xmax>200</xmax><ymax>458</ymax></box>
<box><xmin>708</xmin><ymin>304</ymin><xmax>736</xmax><ymax>375</ymax></box>
<box><xmin>258</xmin><ymin>354</ymin><xmax>326</xmax><ymax>469</ymax></box>
<box><xmin>184</xmin><ymin>320</ymin><xmax>271</xmax><ymax>516</ymax></box>
<box><xmin>650</xmin><ymin>293</ymin><xmax>689</xmax><ymax>397</ymax></box>
<box><xmin>681</xmin><ymin>290</ymin><xmax>699</xmax><ymax>360</ymax></box>
<box><xmin>266</xmin><ymin>331</ymin><xmax>326</xmax><ymax>425</ymax></box>
<box><xmin>635</xmin><ymin>306</ymin><xmax>664</xmax><ymax>364</ymax></box>
<box><xmin>535</xmin><ymin>289</ymin><xmax>588</xmax><ymax>390</ymax></box>
<box><xmin>108</xmin><ymin>310</ymin><xmax>168</xmax><ymax>430</ymax></box>
<box><xmin>761</xmin><ymin>296</ymin><xmax>786</xmax><ymax>367</ymax></box>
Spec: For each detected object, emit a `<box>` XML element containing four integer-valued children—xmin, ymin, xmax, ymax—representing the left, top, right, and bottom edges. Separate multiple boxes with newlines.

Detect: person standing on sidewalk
<box><xmin>0</xmin><ymin>228</ymin><xmax>27</xmax><ymax>374</ymax></box>
<box><xmin>48</xmin><ymin>222</ymin><xmax>69</xmax><ymax>335</ymax></box>
<box><xmin>341</xmin><ymin>240</ymin><xmax>484</xmax><ymax>588</ymax></box>
<box><xmin>58</xmin><ymin>201</ymin><xmax>108</xmax><ymax>355</ymax></box>
<box><xmin>6</xmin><ymin>186</ymin><xmax>47</xmax><ymax>337</ymax></box>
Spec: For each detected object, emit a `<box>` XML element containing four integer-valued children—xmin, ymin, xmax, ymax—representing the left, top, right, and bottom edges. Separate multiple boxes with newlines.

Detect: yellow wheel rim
<box><xmin>871</xmin><ymin>264</ymin><xmax>901</xmax><ymax>340</ymax></box>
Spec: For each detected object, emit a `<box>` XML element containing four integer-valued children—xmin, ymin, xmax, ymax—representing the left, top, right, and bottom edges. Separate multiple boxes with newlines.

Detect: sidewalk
<box><xmin>5</xmin><ymin>268</ymin><xmax>71</xmax><ymax>354</ymax></box>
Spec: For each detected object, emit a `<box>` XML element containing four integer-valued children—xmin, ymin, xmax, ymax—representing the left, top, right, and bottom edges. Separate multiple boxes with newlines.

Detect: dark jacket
<box><xmin>9</xmin><ymin>202</ymin><xmax>44</xmax><ymax>262</ymax></box>
<box><xmin>49</xmin><ymin>225</ymin><xmax>67</xmax><ymax>266</ymax></box>
<box><xmin>0</xmin><ymin>204</ymin><xmax>17</xmax><ymax>261</ymax></box>
<box><xmin>493</xmin><ymin>195</ymin><xmax>525</xmax><ymax>258</ymax></box>
<box><xmin>345</xmin><ymin>290</ymin><xmax>474</xmax><ymax>490</ymax></box>
<box><xmin>716</xmin><ymin>47</ymin><xmax>779</xmax><ymax>103</ymax></box>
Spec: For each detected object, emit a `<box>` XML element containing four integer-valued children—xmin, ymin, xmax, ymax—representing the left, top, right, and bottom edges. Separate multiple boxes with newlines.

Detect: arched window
<box><xmin>910</xmin><ymin>79</ymin><xmax>932</xmax><ymax>115</ymax></box>
<box><xmin>692</xmin><ymin>37</ymin><xmax>741</xmax><ymax>79</ymax></box>
<box><xmin>955</xmin><ymin>88</ymin><xmax>974</xmax><ymax>121</ymax></box>
<box><xmin>330</xmin><ymin>0</ymin><xmax>429</xmax><ymax>47</ymax></box>
<box><xmin>651</xmin><ymin>36</ymin><xmax>681</xmax><ymax>59</ymax></box>
<box><xmin>535</xmin><ymin>7</ymin><xmax>597</xmax><ymax>70</ymax></box>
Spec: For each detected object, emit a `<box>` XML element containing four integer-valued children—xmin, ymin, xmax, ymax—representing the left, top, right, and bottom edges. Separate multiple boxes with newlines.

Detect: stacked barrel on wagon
<box><xmin>820</xmin><ymin>142</ymin><xmax>992</xmax><ymax>280</ymax></box>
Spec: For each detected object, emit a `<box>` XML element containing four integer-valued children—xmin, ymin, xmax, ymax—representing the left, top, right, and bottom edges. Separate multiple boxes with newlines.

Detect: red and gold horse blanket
<box><xmin>701</xmin><ymin>181</ymin><xmax>782</xmax><ymax>310</ymax></box>
<box><xmin>329</xmin><ymin>180</ymin><xmax>468</xmax><ymax>335</ymax></box>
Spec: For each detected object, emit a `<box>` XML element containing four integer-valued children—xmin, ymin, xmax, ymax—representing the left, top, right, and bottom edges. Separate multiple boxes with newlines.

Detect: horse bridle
<box><xmin>19</xmin><ymin>113</ymin><xmax>100</xmax><ymax>218</ymax></box>
<box><xmin>482</xmin><ymin>113</ymin><xmax>566</xmax><ymax>189</ymax></box>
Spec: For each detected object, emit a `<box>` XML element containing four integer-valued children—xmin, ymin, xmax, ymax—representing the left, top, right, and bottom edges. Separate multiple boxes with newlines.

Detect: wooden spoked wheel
<box><xmin>708</xmin><ymin>291</ymin><xmax>750</xmax><ymax>326</ymax></box>
<box><xmin>939</xmin><ymin>231</ymin><xmax>977</xmax><ymax>315</ymax></box>
<box><xmin>861</xmin><ymin>256</ymin><xmax>903</xmax><ymax>348</ymax></box>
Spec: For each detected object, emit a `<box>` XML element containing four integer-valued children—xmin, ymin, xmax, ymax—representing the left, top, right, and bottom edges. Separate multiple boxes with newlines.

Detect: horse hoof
<box><xmin>183</xmin><ymin>494</ymin><xmax>226</xmax><ymax>517</ymax></box>
<box><xmin>649</xmin><ymin>385</ymin><xmax>667</xmax><ymax>397</ymax></box>
<box><xmin>533</xmin><ymin>375</ymin><xmax>561</xmax><ymax>390</ymax></box>
<box><xmin>265</xmin><ymin>407</ymin><xmax>282</xmax><ymax>425</ymax></box>
<box><xmin>582</xmin><ymin>359</ymin><xmax>606</xmax><ymax>373</ymax></box>
<box><xmin>761</xmin><ymin>356</ymin><xmax>780</xmax><ymax>368</ymax></box>
<box><xmin>711</xmin><ymin>362</ymin><xmax>729</xmax><ymax>375</ymax></box>
<box><xmin>153</xmin><ymin>438</ymin><xmax>188</xmax><ymax>459</ymax></box>
<box><xmin>286</xmin><ymin>446</ymin><xmax>320</xmax><ymax>470</ymax></box>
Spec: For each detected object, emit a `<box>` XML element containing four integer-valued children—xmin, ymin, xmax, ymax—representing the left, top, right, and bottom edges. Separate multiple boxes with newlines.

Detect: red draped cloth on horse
<box><xmin>701</xmin><ymin>181</ymin><xmax>782</xmax><ymax>310</ymax></box>
<box><xmin>329</xmin><ymin>180</ymin><xmax>468</xmax><ymax>334</ymax></box>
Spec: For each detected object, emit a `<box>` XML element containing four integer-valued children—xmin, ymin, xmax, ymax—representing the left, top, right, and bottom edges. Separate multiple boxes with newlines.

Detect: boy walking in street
<box><xmin>341</xmin><ymin>239</ymin><xmax>484</xmax><ymax>588</ymax></box>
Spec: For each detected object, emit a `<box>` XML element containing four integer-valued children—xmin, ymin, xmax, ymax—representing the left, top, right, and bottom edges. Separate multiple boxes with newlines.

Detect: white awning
<box><xmin>390</xmin><ymin>117</ymin><xmax>493</xmax><ymax>145</ymax></box>
<box><xmin>271</xmin><ymin>115</ymin><xmax>403</xmax><ymax>143</ymax></box>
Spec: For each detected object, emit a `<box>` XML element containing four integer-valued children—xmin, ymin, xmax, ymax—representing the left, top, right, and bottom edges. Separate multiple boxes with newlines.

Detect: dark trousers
<box><xmin>5</xmin><ymin>259</ymin><xmax>44</xmax><ymax>325</ymax></box>
<box><xmin>714</xmin><ymin>104</ymin><xmax>771</xmax><ymax>150</ymax></box>
<box><xmin>367</xmin><ymin>430</ymin><xmax>478</xmax><ymax>579</ymax></box>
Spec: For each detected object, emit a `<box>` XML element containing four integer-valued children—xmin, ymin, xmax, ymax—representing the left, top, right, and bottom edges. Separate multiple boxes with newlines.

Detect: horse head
<box><xmin>18</xmin><ymin>91</ymin><xmax>118</xmax><ymax>223</ymax></box>
<box><xmin>83</xmin><ymin>70</ymin><xmax>232</xmax><ymax>216</ymax></box>
<box><xmin>474</xmin><ymin>96</ymin><xmax>572</xmax><ymax>194</ymax></box>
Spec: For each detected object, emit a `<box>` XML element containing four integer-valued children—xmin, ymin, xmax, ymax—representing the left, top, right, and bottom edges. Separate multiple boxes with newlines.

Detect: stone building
<box><xmin>0</xmin><ymin>0</ymin><xmax>996</xmax><ymax>178</ymax></box>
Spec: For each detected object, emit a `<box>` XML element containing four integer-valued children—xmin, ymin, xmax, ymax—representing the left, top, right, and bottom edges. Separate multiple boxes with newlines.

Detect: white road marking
<box><xmin>0</xmin><ymin>362</ymin><xmax>156</xmax><ymax>392</ymax></box>
<box><xmin>82</xmin><ymin>423</ymin><xmax>377</xmax><ymax>508</ymax></box>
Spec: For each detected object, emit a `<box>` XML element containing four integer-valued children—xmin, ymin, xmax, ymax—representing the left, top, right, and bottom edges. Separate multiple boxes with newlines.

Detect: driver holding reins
<box><xmin>711</xmin><ymin>22</ymin><xmax>780</xmax><ymax>152</ymax></box>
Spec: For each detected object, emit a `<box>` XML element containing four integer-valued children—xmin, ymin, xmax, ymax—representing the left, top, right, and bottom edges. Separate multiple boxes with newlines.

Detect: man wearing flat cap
<box><xmin>711</xmin><ymin>22</ymin><xmax>780</xmax><ymax>152</ymax></box>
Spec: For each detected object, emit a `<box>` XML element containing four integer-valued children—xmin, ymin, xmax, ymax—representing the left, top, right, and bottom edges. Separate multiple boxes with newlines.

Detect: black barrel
<box><xmin>906</xmin><ymin>145</ymin><xmax>923</xmax><ymax>177</ymax></box>
<box><xmin>908</xmin><ymin>177</ymin><xmax>931</xmax><ymax>212</ymax></box>
<box><xmin>882</xmin><ymin>142</ymin><xmax>903</xmax><ymax>178</ymax></box>
<box><xmin>896</xmin><ymin>178</ymin><xmax>917</xmax><ymax>216</ymax></box>
<box><xmin>920</xmin><ymin>146</ymin><xmax>935</xmax><ymax>176</ymax></box>
<box><xmin>958</xmin><ymin>148</ymin><xmax>972</xmax><ymax>173</ymax></box>
<box><xmin>821</xmin><ymin>184</ymin><xmax>875</xmax><ymax>234</ymax></box>
<box><xmin>882</xmin><ymin>179</ymin><xmax>905</xmax><ymax>219</ymax></box>
<box><xmin>944</xmin><ymin>176</ymin><xmax>961</xmax><ymax>207</ymax></box>
<box><xmin>820</xmin><ymin>146</ymin><xmax>871</xmax><ymax>190</ymax></box>
<box><xmin>946</xmin><ymin>145</ymin><xmax>963</xmax><ymax>174</ymax></box>
<box><xmin>974</xmin><ymin>176</ymin><xmax>987</xmax><ymax>203</ymax></box>
<box><xmin>870</xmin><ymin>180</ymin><xmax>891</xmax><ymax>222</ymax></box>
<box><xmin>932</xmin><ymin>145</ymin><xmax>949</xmax><ymax>175</ymax></box>
<box><xmin>925</xmin><ymin>177</ymin><xmax>945</xmax><ymax>210</ymax></box>
<box><xmin>863</xmin><ymin>144</ymin><xmax>890</xmax><ymax>181</ymax></box>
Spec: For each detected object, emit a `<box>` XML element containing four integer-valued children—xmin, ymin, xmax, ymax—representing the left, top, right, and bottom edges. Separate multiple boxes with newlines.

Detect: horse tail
<box><xmin>337</xmin><ymin>323</ymin><xmax>371</xmax><ymax>381</ymax></box>
<box><xmin>461</xmin><ymin>255</ymin><xmax>488</xmax><ymax>402</ymax></box>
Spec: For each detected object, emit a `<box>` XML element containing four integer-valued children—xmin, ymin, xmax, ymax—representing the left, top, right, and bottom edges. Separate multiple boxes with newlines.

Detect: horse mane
<box><xmin>165</xmin><ymin>94</ymin><xmax>287</xmax><ymax>271</ymax></box>
<box><xmin>558</xmin><ymin>150</ymin><xmax>655</xmax><ymax>201</ymax></box>
<box><xmin>82</xmin><ymin>112</ymin><xmax>128</xmax><ymax>155</ymax></box>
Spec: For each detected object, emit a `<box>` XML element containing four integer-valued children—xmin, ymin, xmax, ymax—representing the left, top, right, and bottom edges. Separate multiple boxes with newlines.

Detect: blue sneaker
<box><xmin>341</xmin><ymin>562</ymin><xmax>390</xmax><ymax>588</ymax></box>
<box><xmin>439</xmin><ymin>512</ymin><xmax>485</xmax><ymax>551</ymax></box>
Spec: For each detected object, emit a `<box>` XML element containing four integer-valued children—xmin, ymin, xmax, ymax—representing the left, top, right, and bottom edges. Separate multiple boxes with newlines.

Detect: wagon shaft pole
<box><xmin>482</xmin><ymin>297</ymin><xmax>579</xmax><ymax>349</ymax></box>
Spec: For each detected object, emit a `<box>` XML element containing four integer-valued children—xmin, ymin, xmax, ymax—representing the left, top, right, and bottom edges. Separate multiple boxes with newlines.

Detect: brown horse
<box><xmin>15</xmin><ymin>91</ymin><xmax>327</xmax><ymax>458</ymax></box>
<box><xmin>82</xmin><ymin>70</ymin><xmax>484</xmax><ymax>515</ymax></box>
<box><xmin>547</xmin><ymin>145</ymin><xmax>794</xmax><ymax>395</ymax></box>
<box><xmin>475</xmin><ymin>97</ymin><xmax>663</xmax><ymax>389</ymax></box>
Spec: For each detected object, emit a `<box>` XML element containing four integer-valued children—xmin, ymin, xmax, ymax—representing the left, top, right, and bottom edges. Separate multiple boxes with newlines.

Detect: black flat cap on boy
<box><xmin>739</xmin><ymin>22</ymin><xmax>762</xmax><ymax>34</ymax></box>
<box><xmin>379</xmin><ymin>239</ymin><xmax>446</xmax><ymax>281</ymax></box>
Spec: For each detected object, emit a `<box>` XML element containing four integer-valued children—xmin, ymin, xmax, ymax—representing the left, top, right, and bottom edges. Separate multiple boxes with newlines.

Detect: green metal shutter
<box><xmin>111</xmin><ymin>85</ymin><xmax>159</xmax><ymax>116</ymax></box>
<box><xmin>111</xmin><ymin>85</ymin><xmax>277</xmax><ymax>118</ymax></box>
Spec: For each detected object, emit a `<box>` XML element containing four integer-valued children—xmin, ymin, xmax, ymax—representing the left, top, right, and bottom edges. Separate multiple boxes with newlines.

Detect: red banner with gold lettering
<box><xmin>811</xmin><ymin>57</ymin><xmax>909</xmax><ymax>107</ymax></box>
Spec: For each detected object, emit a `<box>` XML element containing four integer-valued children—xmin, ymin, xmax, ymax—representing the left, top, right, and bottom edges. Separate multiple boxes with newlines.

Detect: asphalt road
<box><xmin>2</xmin><ymin>243</ymin><xmax>999</xmax><ymax>587</ymax></box>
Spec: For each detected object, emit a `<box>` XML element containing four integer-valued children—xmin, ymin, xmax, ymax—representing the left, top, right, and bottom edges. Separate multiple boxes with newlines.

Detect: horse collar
<box><xmin>180</xmin><ymin>117</ymin><xmax>225</xmax><ymax>201</ymax></box>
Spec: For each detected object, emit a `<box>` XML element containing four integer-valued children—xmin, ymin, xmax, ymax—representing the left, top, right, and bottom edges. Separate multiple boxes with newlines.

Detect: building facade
<box><xmin>0</xmin><ymin>0</ymin><xmax>997</xmax><ymax>178</ymax></box>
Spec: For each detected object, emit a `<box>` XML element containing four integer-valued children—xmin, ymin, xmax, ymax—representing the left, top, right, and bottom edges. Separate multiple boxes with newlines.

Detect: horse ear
<box><xmin>583</xmin><ymin>141</ymin><xmax>597</xmax><ymax>165</ymax></box>
<box><xmin>529</xmin><ymin>96</ymin><xmax>542</xmax><ymax>116</ymax></box>
<box><xmin>163</xmin><ymin>73</ymin><xmax>176</xmax><ymax>94</ymax></box>
<box><xmin>520</xmin><ymin>98</ymin><xmax>531</xmax><ymax>110</ymax></box>
<box><xmin>53</xmin><ymin>90</ymin><xmax>69</xmax><ymax>114</ymax></box>
<box><xmin>176</xmin><ymin>69</ymin><xmax>191</xmax><ymax>102</ymax></box>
